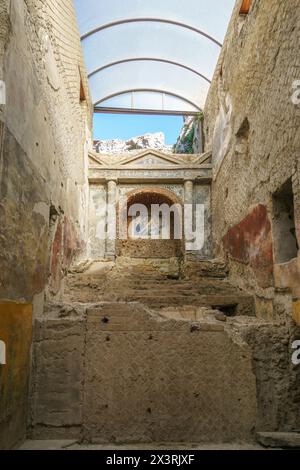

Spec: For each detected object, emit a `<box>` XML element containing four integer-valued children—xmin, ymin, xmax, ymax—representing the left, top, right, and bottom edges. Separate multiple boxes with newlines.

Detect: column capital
<box><xmin>106</xmin><ymin>178</ymin><xmax>118</xmax><ymax>185</ymax></box>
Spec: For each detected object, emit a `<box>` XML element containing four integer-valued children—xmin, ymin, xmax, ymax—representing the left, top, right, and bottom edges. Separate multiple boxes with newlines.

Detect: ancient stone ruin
<box><xmin>0</xmin><ymin>0</ymin><xmax>300</xmax><ymax>451</ymax></box>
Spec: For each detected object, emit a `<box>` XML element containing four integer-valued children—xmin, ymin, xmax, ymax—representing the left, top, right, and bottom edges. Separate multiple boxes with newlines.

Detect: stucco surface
<box><xmin>0</xmin><ymin>0</ymin><xmax>91</xmax><ymax>448</ymax></box>
<box><xmin>204</xmin><ymin>0</ymin><xmax>300</xmax><ymax>318</ymax></box>
<box><xmin>0</xmin><ymin>302</ymin><xmax>32</xmax><ymax>449</ymax></box>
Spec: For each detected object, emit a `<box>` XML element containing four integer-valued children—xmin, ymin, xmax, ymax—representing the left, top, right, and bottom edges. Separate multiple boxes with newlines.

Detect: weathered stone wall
<box><xmin>240</xmin><ymin>321</ymin><xmax>300</xmax><ymax>433</ymax></box>
<box><xmin>204</xmin><ymin>0</ymin><xmax>300</xmax><ymax>315</ymax></box>
<box><xmin>0</xmin><ymin>0</ymin><xmax>92</xmax><ymax>449</ymax></box>
<box><xmin>203</xmin><ymin>0</ymin><xmax>300</xmax><ymax>432</ymax></box>
<box><xmin>117</xmin><ymin>239</ymin><xmax>182</xmax><ymax>259</ymax></box>
<box><xmin>30</xmin><ymin>303</ymin><xmax>258</xmax><ymax>443</ymax></box>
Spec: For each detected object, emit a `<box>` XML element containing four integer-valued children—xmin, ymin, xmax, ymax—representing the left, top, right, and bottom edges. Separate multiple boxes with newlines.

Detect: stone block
<box><xmin>83</xmin><ymin>303</ymin><xmax>257</xmax><ymax>443</ymax></box>
<box><xmin>257</xmin><ymin>432</ymin><xmax>300</xmax><ymax>448</ymax></box>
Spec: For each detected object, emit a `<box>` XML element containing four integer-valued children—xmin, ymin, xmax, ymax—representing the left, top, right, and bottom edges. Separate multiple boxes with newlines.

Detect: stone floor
<box><xmin>19</xmin><ymin>440</ymin><xmax>266</xmax><ymax>450</ymax></box>
<box><xmin>63</xmin><ymin>257</ymin><xmax>255</xmax><ymax>316</ymax></box>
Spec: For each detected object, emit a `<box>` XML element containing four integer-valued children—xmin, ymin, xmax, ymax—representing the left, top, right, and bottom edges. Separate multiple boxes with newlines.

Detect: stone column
<box><xmin>184</xmin><ymin>180</ymin><xmax>194</xmax><ymax>252</ymax></box>
<box><xmin>105</xmin><ymin>179</ymin><xmax>117</xmax><ymax>259</ymax></box>
<box><xmin>184</xmin><ymin>180</ymin><xmax>194</xmax><ymax>205</ymax></box>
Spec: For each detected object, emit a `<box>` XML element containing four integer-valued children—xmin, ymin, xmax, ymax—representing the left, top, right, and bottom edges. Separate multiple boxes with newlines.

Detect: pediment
<box><xmin>88</xmin><ymin>149</ymin><xmax>213</xmax><ymax>171</ymax></box>
<box><xmin>124</xmin><ymin>154</ymin><xmax>180</xmax><ymax>167</ymax></box>
<box><xmin>192</xmin><ymin>151</ymin><xmax>212</xmax><ymax>165</ymax></box>
<box><xmin>89</xmin><ymin>152</ymin><xmax>106</xmax><ymax>167</ymax></box>
<box><xmin>119</xmin><ymin>150</ymin><xmax>181</xmax><ymax>167</ymax></box>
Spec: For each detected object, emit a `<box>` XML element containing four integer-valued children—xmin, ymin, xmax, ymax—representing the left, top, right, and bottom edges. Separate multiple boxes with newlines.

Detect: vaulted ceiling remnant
<box><xmin>74</xmin><ymin>0</ymin><xmax>235</xmax><ymax>114</ymax></box>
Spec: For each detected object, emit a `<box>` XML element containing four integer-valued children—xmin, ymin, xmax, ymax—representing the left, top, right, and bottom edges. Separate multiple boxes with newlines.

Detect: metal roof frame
<box><xmin>74</xmin><ymin>0</ymin><xmax>235</xmax><ymax>114</ymax></box>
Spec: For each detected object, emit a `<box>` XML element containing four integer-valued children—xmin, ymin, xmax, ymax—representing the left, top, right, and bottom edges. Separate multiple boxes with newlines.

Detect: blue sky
<box><xmin>93</xmin><ymin>113</ymin><xmax>184</xmax><ymax>145</ymax></box>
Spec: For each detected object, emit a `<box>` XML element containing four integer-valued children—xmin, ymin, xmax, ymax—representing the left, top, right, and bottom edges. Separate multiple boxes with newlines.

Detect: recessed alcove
<box><xmin>272</xmin><ymin>178</ymin><xmax>299</xmax><ymax>264</ymax></box>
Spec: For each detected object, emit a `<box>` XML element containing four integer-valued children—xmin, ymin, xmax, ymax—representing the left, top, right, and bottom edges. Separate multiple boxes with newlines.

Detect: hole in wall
<box><xmin>272</xmin><ymin>177</ymin><xmax>299</xmax><ymax>264</ymax></box>
<box><xmin>212</xmin><ymin>305</ymin><xmax>237</xmax><ymax>317</ymax></box>
<box><xmin>235</xmin><ymin>117</ymin><xmax>250</xmax><ymax>157</ymax></box>
<box><xmin>236</xmin><ymin>118</ymin><xmax>250</xmax><ymax>139</ymax></box>
<box><xmin>49</xmin><ymin>204</ymin><xmax>59</xmax><ymax>223</ymax></box>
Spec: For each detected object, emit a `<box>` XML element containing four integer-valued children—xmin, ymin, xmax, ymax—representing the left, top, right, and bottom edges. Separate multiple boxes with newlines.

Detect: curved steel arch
<box><xmin>81</xmin><ymin>18</ymin><xmax>222</xmax><ymax>47</ymax></box>
<box><xmin>94</xmin><ymin>88</ymin><xmax>202</xmax><ymax>111</ymax></box>
<box><xmin>88</xmin><ymin>58</ymin><xmax>211</xmax><ymax>84</ymax></box>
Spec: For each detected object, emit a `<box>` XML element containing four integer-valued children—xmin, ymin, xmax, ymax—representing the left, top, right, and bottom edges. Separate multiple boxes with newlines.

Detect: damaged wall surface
<box><xmin>0</xmin><ymin>0</ymin><xmax>92</xmax><ymax>449</ymax></box>
<box><xmin>30</xmin><ymin>303</ymin><xmax>258</xmax><ymax>443</ymax></box>
<box><xmin>29</xmin><ymin>253</ymin><xmax>300</xmax><ymax>443</ymax></box>
<box><xmin>1</xmin><ymin>0</ymin><xmax>300</xmax><ymax>451</ymax></box>
<box><xmin>203</xmin><ymin>0</ymin><xmax>300</xmax><ymax>432</ymax></box>
<box><xmin>204</xmin><ymin>0</ymin><xmax>300</xmax><ymax>319</ymax></box>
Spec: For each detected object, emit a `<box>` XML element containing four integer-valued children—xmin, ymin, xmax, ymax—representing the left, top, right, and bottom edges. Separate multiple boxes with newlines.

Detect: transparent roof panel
<box><xmin>90</xmin><ymin>61</ymin><xmax>210</xmax><ymax>109</ymax></box>
<box><xmin>99</xmin><ymin>93</ymin><xmax>199</xmax><ymax>114</ymax></box>
<box><xmin>74</xmin><ymin>0</ymin><xmax>235</xmax><ymax>113</ymax></box>
<box><xmin>84</xmin><ymin>23</ymin><xmax>219</xmax><ymax>81</ymax></box>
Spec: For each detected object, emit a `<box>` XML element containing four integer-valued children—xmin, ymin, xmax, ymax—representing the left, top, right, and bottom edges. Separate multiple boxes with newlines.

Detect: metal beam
<box><xmin>94</xmin><ymin>107</ymin><xmax>198</xmax><ymax>116</ymax></box>
<box><xmin>88</xmin><ymin>58</ymin><xmax>211</xmax><ymax>84</ymax></box>
<box><xmin>81</xmin><ymin>18</ymin><xmax>222</xmax><ymax>47</ymax></box>
<box><xmin>93</xmin><ymin>89</ymin><xmax>202</xmax><ymax>112</ymax></box>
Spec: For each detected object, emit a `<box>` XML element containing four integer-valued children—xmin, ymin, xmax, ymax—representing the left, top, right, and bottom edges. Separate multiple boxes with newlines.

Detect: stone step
<box><xmin>65</xmin><ymin>260</ymin><xmax>255</xmax><ymax>317</ymax></box>
<box><xmin>183</xmin><ymin>259</ymin><xmax>229</xmax><ymax>279</ymax></box>
<box><xmin>256</xmin><ymin>432</ymin><xmax>300</xmax><ymax>448</ymax></box>
<box><xmin>107</xmin><ymin>277</ymin><xmax>231</xmax><ymax>286</ymax></box>
<box><xmin>106</xmin><ymin>283</ymin><xmax>247</xmax><ymax>295</ymax></box>
<box><xmin>107</xmin><ymin>294</ymin><xmax>255</xmax><ymax>316</ymax></box>
<box><xmin>110</xmin><ymin>285</ymin><xmax>239</xmax><ymax>296</ymax></box>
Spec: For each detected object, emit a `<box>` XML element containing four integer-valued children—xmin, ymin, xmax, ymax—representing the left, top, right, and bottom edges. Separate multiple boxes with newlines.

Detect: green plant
<box><xmin>194</xmin><ymin>111</ymin><xmax>204</xmax><ymax>123</ymax></box>
<box><xmin>182</xmin><ymin>127</ymin><xmax>195</xmax><ymax>154</ymax></box>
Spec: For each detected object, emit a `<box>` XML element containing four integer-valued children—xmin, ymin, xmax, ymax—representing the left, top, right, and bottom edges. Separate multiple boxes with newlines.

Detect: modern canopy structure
<box><xmin>74</xmin><ymin>0</ymin><xmax>236</xmax><ymax>114</ymax></box>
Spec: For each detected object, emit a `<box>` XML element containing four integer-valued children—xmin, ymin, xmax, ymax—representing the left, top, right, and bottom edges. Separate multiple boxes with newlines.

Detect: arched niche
<box><xmin>117</xmin><ymin>187</ymin><xmax>184</xmax><ymax>259</ymax></box>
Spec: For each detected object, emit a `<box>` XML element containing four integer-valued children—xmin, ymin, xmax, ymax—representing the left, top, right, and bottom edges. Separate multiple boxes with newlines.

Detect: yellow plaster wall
<box><xmin>293</xmin><ymin>300</ymin><xmax>300</xmax><ymax>326</ymax></box>
<box><xmin>0</xmin><ymin>302</ymin><xmax>32</xmax><ymax>449</ymax></box>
